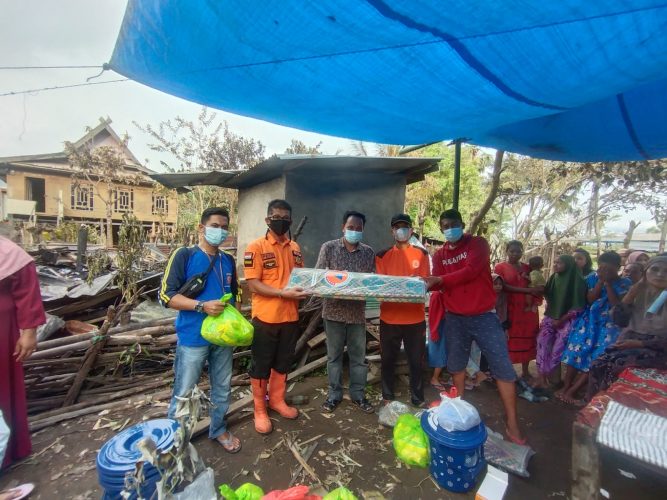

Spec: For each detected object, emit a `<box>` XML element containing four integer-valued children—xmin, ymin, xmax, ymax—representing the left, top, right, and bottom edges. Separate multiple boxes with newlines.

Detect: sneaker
<box><xmin>411</xmin><ymin>399</ymin><xmax>427</xmax><ymax>408</ymax></box>
<box><xmin>352</xmin><ymin>398</ymin><xmax>375</xmax><ymax>414</ymax></box>
<box><xmin>321</xmin><ymin>398</ymin><xmax>341</xmax><ymax>413</ymax></box>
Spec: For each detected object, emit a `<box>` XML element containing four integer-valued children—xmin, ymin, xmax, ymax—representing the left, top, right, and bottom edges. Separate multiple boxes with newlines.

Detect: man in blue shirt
<box><xmin>160</xmin><ymin>207</ymin><xmax>241</xmax><ymax>453</ymax></box>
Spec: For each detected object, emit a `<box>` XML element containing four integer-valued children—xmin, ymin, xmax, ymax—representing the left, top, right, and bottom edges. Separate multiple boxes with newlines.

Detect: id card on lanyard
<box><xmin>211</xmin><ymin>254</ymin><xmax>230</xmax><ymax>295</ymax></box>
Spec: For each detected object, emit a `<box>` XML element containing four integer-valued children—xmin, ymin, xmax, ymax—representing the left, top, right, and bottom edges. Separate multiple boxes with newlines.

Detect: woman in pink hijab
<box><xmin>626</xmin><ymin>251</ymin><xmax>650</xmax><ymax>268</ymax></box>
<box><xmin>0</xmin><ymin>231</ymin><xmax>46</xmax><ymax>468</ymax></box>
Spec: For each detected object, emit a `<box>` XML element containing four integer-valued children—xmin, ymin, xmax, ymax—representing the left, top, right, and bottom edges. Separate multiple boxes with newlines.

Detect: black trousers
<box><xmin>249</xmin><ymin>318</ymin><xmax>300</xmax><ymax>379</ymax></box>
<box><xmin>380</xmin><ymin>320</ymin><xmax>426</xmax><ymax>403</ymax></box>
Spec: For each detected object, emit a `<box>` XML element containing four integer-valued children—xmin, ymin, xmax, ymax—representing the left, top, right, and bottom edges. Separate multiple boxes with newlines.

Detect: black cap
<box><xmin>391</xmin><ymin>213</ymin><xmax>412</xmax><ymax>227</ymax></box>
<box><xmin>440</xmin><ymin>208</ymin><xmax>463</xmax><ymax>222</ymax></box>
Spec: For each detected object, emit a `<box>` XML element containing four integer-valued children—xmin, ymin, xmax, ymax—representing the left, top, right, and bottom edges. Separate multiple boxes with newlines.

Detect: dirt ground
<box><xmin>2</xmin><ymin>367</ymin><xmax>666</xmax><ymax>500</ymax></box>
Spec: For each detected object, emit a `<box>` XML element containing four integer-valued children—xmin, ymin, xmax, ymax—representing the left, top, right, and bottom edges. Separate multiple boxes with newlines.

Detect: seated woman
<box><xmin>586</xmin><ymin>254</ymin><xmax>667</xmax><ymax>400</ymax></box>
<box><xmin>558</xmin><ymin>251</ymin><xmax>632</xmax><ymax>404</ymax></box>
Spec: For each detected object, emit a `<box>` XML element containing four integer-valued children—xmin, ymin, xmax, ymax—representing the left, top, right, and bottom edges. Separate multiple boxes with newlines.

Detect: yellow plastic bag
<box><xmin>393</xmin><ymin>413</ymin><xmax>429</xmax><ymax>468</ymax></box>
<box><xmin>201</xmin><ymin>293</ymin><xmax>254</xmax><ymax>347</ymax></box>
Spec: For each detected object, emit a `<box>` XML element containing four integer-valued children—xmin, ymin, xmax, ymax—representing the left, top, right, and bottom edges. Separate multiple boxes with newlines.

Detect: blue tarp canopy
<box><xmin>110</xmin><ymin>1</ymin><xmax>667</xmax><ymax>161</ymax></box>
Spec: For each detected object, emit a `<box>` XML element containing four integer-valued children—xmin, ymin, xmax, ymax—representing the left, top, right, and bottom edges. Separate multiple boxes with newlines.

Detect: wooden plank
<box><xmin>307</xmin><ymin>332</ymin><xmax>327</xmax><ymax>349</ymax></box>
<box><xmin>366</xmin><ymin>328</ymin><xmax>381</xmax><ymax>341</ymax></box>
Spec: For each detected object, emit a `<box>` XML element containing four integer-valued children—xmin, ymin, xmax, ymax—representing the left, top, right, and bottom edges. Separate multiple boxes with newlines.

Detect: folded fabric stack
<box><xmin>288</xmin><ymin>268</ymin><xmax>426</xmax><ymax>303</ymax></box>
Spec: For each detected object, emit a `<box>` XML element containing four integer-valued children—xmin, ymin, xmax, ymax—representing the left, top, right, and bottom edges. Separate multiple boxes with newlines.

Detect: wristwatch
<box><xmin>194</xmin><ymin>301</ymin><xmax>205</xmax><ymax>313</ymax></box>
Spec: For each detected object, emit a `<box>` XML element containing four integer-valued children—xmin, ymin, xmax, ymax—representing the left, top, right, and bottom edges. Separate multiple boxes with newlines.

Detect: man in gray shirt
<box><xmin>315</xmin><ymin>211</ymin><xmax>376</xmax><ymax>413</ymax></box>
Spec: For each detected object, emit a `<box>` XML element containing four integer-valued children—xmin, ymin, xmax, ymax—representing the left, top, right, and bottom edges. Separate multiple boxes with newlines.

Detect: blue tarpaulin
<box><xmin>110</xmin><ymin>1</ymin><xmax>667</xmax><ymax>161</ymax></box>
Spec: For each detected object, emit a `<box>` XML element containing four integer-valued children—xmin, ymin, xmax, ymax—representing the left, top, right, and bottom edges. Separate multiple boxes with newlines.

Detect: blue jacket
<box><xmin>160</xmin><ymin>246</ymin><xmax>238</xmax><ymax>347</ymax></box>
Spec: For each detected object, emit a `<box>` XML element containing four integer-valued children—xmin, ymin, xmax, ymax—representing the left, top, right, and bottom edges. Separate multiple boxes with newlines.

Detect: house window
<box><xmin>70</xmin><ymin>184</ymin><xmax>94</xmax><ymax>211</ymax></box>
<box><xmin>152</xmin><ymin>195</ymin><xmax>168</xmax><ymax>215</ymax></box>
<box><xmin>25</xmin><ymin>177</ymin><xmax>46</xmax><ymax>213</ymax></box>
<box><xmin>114</xmin><ymin>189</ymin><xmax>134</xmax><ymax>213</ymax></box>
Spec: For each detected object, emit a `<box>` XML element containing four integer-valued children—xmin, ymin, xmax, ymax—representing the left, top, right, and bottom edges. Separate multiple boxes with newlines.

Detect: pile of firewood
<box><xmin>26</xmin><ymin>296</ymin><xmax>388</xmax><ymax>434</ymax></box>
<box><xmin>25</xmin><ymin>315</ymin><xmax>177</xmax><ymax>429</ymax></box>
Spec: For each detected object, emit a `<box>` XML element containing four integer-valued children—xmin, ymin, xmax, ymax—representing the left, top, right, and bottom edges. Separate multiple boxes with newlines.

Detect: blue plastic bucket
<box><xmin>96</xmin><ymin>419</ymin><xmax>179</xmax><ymax>499</ymax></box>
<box><xmin>421</xmin><ymin>410</ymin><xmax>487</xmax><ymax>492</ymax></box>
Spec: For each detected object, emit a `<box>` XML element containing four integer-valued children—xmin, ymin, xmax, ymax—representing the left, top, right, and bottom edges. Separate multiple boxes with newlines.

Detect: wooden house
<box><xmin>0</xmin><ymin>118</ymin><xmax>178</xmax><ymax>244</ymax></box>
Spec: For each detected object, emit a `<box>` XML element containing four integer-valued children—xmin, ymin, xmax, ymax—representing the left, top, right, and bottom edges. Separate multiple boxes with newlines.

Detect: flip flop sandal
<box><xmin>430</xmin><ymin>381</ymin><xmax>447</xmax><ymax>391</ymax></box>
<box><xmin>217</xmin><ymin>433</ymin><xmax>242</xmax><ymax>454</ymax></box>
<box><xmin>1</xmin><ymin>483</ymin><xmax>35</xmax><ymax>500</ymax></box>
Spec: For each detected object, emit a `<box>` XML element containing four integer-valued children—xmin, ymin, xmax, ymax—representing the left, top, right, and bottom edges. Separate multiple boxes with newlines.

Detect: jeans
<box><xmin>324</xmin><ymin>319</ymin><xmax>368</xmax><ymax>401</ymax></box>
<box><xmin>167</xmin><ymin>343</ymin><xmax>233</xmax><ymax>439</ymax></box>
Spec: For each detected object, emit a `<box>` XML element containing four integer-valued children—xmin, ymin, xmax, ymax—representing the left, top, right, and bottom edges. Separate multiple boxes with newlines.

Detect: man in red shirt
<box><xmin>425</xmin><ymin>209</ymin><xmax>525</xmax><ymax>444</ymax></box>
<box><xmin>376</xmin><ymin>214</ymin><xmax>430</xmax><ymax>406</ymax></box>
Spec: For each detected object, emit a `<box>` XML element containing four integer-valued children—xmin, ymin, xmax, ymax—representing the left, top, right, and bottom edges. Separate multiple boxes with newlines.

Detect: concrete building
<box><xmin>154</xmin><ymin>155</ymin><xmax>441</xmax><ymax>271</ymax></box>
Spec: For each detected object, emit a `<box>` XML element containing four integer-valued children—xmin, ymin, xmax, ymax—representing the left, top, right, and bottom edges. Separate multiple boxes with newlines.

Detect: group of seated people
<box><xmin>494</xmin><ymin>245</ymin><xmax>667</xmax><ymax>406</ymax></box>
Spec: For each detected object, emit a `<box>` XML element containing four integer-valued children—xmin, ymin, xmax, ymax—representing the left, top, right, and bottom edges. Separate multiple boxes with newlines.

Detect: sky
<box><xmin>0</xmin><ymin>1</ymin><xmax>656</xmax><ymax>233</ymax></box>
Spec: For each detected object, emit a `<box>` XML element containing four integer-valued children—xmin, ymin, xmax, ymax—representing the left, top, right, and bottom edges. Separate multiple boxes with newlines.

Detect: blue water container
<box><xmin>420</xmin><ymin>410</ymin><xmax>487</xmax><ymax>493</ymax></box>
<box><xmin>96</xmin><ymin>419</ymin><xmax>180</xmax><ymax>499</ymax></box>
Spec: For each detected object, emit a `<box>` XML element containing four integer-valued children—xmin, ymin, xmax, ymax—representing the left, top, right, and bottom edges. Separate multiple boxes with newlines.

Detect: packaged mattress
<box><xmin>287</xmin><ymin>268</ymin><xmax>426</xmax><ymax>303</ymax></box>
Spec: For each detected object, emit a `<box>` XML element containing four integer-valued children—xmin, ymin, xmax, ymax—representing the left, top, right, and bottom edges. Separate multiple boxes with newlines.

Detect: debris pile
<box><xmin>26</xmin><ymin>312</ymin><xmax>178</xmax><ymax>430</ymax></box>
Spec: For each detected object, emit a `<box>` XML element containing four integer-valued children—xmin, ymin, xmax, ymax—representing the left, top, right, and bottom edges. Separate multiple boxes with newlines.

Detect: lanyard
<box><xmin>208</xmin><ymin>253</ymin><xmax>228</xmax><ymax>293</ymax></box>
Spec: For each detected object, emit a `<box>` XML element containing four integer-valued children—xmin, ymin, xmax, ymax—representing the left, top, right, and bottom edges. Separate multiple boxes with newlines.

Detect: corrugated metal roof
<box><xmin>149</xmin><ymin>155</ymin><xmax>442</xmax><ymax>190</ymax></box>
<box><xmin>149</xmin><ymin>170</ymin><xmax>244</xmax><ymax>191</ymax></box>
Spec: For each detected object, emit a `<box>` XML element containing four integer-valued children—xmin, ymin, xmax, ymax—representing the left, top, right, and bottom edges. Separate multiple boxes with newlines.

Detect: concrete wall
<box><xmin>237</xmin><ymin>175</ymin><xmax>286</xmax><ymax>275</ymax></box>
<box><xmin>285</xmin><ymin>171</ymin><xmax>406</xmax><ymax>267</ymax></box>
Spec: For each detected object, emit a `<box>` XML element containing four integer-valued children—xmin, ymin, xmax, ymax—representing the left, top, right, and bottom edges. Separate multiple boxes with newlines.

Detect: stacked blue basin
<box><xmin>96</xmin><ymin>419</ymin><xmax>179</xmax><ymax>499</ymax></box>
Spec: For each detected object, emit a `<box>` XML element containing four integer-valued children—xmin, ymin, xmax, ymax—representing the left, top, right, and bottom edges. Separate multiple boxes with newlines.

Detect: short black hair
<box><xmin>598</xmin><ymin>251</ymin><xmax>621</xmax><ymax>268</ymax></box>
<box><xmin>439</xmin><ymin>208</ymin><xmax>463</xmax><ymax>223</ymax></box>
<box><xmin>528</xmin><ymin>255</ymin><xmax>544</xmax><ymax>267</ymax></box>
<box><xmin>200</xmin><ymin>207</ymin><xmax>230</xmax><ymax>224</ymax></box>
<box><xmin>267</xmin><ymin>199</ymin><xmax>292</xmax><ymax>215</ymax></box>
<box><xmin>342</xmin><ymin>210</ymin><xmax>366</xmax><ymax>226</ymax></box>
<box><xmin>506</xmin><ymin>240</ymin><xmax>524</xmax><ymax>251</ymax></box>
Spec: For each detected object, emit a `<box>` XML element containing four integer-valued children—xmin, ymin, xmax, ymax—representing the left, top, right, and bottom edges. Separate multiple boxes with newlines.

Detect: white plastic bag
<box><xmin>378</xmin><ymin>401</ymin><xmax>411</xmax><ymax>427</ymax></box>
<box><xmin>0</xmin><ymin>410</ymin><xmax>9</xmax><ymax>464</ymax></box>
<box><xmin>171</xmin><ymin>468</ymin><xmax>216</xmax><ymax>500</ymax></box>
<box><xmin>436</xmin><ymin>391</ymin><xmax>481</xmax><ymax>432</ymax></box>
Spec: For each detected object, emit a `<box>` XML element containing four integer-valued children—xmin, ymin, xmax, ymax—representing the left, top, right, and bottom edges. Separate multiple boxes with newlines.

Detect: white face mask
<box><xmin>394</xmin><ymin>227</ymin><xmax>411</xmax><ymax>242</ymax></box>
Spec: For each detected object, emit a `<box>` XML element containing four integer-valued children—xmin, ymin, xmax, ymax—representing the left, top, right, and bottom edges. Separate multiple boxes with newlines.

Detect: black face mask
<box><xmin>268</xmin><ymin>219</ymin><xmax>291</xmax><ymax>236</ymax></box>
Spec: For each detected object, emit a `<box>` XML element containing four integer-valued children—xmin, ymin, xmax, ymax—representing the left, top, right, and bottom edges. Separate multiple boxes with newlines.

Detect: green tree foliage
<box><xmin>116</xmin><ymin>213</ymin><xmax>147</xmax><ymax>303</ymax></box>
<box><xmin>135</xmin><ymin>108</ymin><xmax>266</xmax><ymax>236</ymax></box>
<box><xmin>405</xmin><ymin>142</ymin><xmax>488</xmax><ymax>238</ymax></box>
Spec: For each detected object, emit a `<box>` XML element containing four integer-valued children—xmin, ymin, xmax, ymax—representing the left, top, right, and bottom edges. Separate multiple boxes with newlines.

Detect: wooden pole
<box><xmin>292</xmin><ymin>216</ymin><xmax>308</xmax><ymax>242</ymax></box>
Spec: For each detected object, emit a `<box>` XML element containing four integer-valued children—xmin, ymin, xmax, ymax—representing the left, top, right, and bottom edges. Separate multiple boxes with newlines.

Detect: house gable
<box><xmin>0</xmin><ymin>118</ymin><xmax>177</xmax><ymax>227</ymax></box>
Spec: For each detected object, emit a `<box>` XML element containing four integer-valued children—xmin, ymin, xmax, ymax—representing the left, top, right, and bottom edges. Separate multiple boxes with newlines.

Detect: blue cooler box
<box><xmin>421</xmin><ymin>409</ymin><xmax>487</xmax><ymax>493</ymax></box>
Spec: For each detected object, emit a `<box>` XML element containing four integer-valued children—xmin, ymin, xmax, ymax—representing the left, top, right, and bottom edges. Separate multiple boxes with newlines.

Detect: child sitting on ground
<box><xmin>525</xmin><ymin>256</ymin><xmax>546</xmax><ymax>312</ymax></box>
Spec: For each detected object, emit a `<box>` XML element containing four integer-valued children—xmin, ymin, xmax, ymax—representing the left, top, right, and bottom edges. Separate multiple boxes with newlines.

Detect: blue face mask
<box><xmin>344</xmin><ymin>229</ymin><xmax>363</xmax><ymax>244</ymax></box>
<box><xmin>394</xmin><ymin>227</ymin><xmax>411</xmax><ymax>242</ymax></box>
<box><xmin>204</xmin><ymin>227</ymin><xmax>228</xmax><ymax>246</ymax></box>
<box><xmin>443</xmin><ymin>227</ymin><xmax>463</xmax><ymax>242</ymax></box>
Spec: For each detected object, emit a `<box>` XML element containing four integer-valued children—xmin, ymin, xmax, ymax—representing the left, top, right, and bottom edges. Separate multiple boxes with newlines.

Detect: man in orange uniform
<box><xmin>244</xmin><ymin>199</ymin><xmax>307</xmax><ymax>434</ymax></box>
<box><xmin>375</xmin><ymin>214</ymin><xmax>430</xmax><ymax>407</ymax></box>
